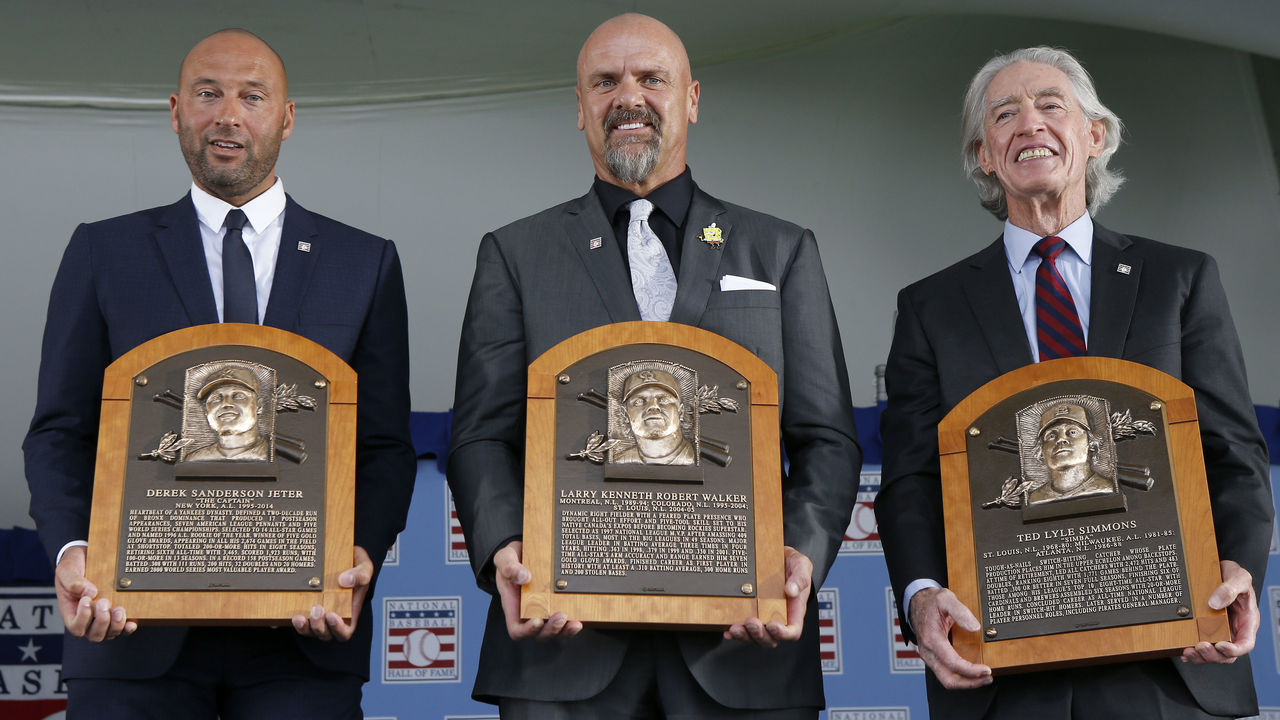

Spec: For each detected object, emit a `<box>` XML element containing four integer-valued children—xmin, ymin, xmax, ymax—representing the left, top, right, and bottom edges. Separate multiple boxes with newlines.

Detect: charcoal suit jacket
<box><xmin>447</xmin><ymin>183</ymin><xmax>862</xmax><ymax>709</ymax></box>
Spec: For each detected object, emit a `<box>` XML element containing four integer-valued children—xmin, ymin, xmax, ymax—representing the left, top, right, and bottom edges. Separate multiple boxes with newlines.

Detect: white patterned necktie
<box><xmin>627</xmin><ymin>198</ymin><xmax>677</xmax><ymax>321</ymax></box>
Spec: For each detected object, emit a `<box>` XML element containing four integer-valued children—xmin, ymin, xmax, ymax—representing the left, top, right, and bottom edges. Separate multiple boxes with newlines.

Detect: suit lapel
<box><xmin>565</xmin><ymin>190</ymin><xmax>642</xmax><ymax>323</ymax></box>
<box><xmin>1085</xmin><ymin>223</ymin><xmax>1139</xmax><ymax>358</ymax></box>
<box><xmin>669</xmin><ymin>189</ymin><xmax>728</xmax><ymax>326</ymax></box>
<box><xmin>962</xmin><ymin>237</ymin><xmax>1036</xmax><ymax>373</ymax></box>
<box><xmin>154</xmin><ymin>195</ymin><xmax>219</xmax><ymax>325</ymax></box>
<box><xmin>263</xmin><ymin>195</ymin><xmax>320</xmax><ymax>331</ymax></box>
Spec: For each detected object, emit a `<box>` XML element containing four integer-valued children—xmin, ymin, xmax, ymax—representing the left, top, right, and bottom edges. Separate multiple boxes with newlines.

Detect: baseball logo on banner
<box><xmin>841</xmin><ymin>472</ymin><xmax>882</xmax><ymax>555</ymax></box>
<box><xmin>0</xmin><ymin>588</ymin><xmax>67</xmax><ymax>720</ymax></box>
<box><xmin>384</xmin><ymin>534</ymin><xmax>400</xmax><ymax>566</ymax></box>
<box><xmin>445</xmin><ymin>487</ymin><xmax>469</xmax><ymax>565</ymax></box>
<box><xmin>828</xmin><ymin>709</ymin><xmax>910</xmax><ymax>720</ymax></box>
<box><xmin>382</xmin><ymin>596</ymin><xmax>461</xmax><ymax>682</ymax></box>
<box><xmin>818</xmin><ymin>587</ymin><xmax>842</xmax><ymax>674</ymax></box>
<box><xmin>885</xmin><ymin>587</ymin><xmax>924</xmax><ymax>673</ymax></box>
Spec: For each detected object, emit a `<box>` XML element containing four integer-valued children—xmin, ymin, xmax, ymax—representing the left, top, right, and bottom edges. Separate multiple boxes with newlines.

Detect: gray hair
<box><xmin>960</xmin><ymin>47</ymin><xmax>1124</xmax><ymax>220</ymax></box>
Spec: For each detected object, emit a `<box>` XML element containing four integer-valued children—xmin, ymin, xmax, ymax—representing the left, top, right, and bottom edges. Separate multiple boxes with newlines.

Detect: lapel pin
<box><xmin>589</xmin><ymin>236</ymin><xmax>603</xmax><ymax>250</ymax></box>
<box><xmin>1116</xmin><ymin>263</ymin><xmax>1131</xmax><ymax>275</ymax></box>
<box><xmin>697</xmin><ymin>223</ymin><xmax>724</xmax><ymax>248</ymax></box>
<box><xmin>297</xmin><ymin>241</ymin><xmax>312</xmax><ymax>253</ymax></box>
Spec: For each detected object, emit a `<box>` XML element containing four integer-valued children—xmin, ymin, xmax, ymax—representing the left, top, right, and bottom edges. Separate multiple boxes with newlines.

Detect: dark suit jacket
<box><xmin>447</xmin><ymin>184</ymin><xmax>862</xmax><ymax>709</ymax></box>
<box><xmin>876</xmin><ymin>222</ymin><xmax>1272</xmax><ymax>718</ymax></box>
<box><xmin>23</xmin><ymin>193</ymin><xmax>417</xmax><ymax>680</ymax></box>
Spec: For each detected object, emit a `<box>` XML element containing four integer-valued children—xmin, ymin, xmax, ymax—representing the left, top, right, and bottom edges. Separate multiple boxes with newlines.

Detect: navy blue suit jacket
<box><xmin>23</xmin><ymin>193</ymin><xmax>416</xmax><ymax>679</ymax></box>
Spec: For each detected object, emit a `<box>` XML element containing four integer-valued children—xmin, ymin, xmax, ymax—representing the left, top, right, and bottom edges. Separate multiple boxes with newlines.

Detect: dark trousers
<box><xmin>68</xmin><ymin>627</ymin><xmax>363</xmax><ymax>720</ymax></box>
<box><xmin>498</xmin><ymin>634</ymin><xmax>818</xmax><ymax>720</ymax></box>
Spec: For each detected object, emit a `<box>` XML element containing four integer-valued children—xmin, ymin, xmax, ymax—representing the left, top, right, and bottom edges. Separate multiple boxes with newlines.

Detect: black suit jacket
<box><xmin>447</xmin><ymin>185</ymin><xmax>862</xmax><ymax>709</ymax></box>
<box><xmin>23</xmin><ymin>194</ymin><xmax>417</xmax><ymax>679</ymax></box>
<box><xmin>876</xmin><ymin>222</ymin><xmax>1272</xmax><ymax>718</ymax></box>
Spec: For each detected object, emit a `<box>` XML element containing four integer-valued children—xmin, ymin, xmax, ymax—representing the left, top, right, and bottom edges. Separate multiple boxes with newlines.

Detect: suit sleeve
<box><xmin>447</xmin><ymin>233</ymin><xmax>528</xmax><ymax>593</ymax></box>
<box><xmin>350</xmin><ymin>240</ymin><xmax>417</xmax><ymax>567</ymax></box>
<box><xmin>1180</xmin><ymin>254</ymin><xmax>1272</xmax><ymax>589</ymax></box>
<box><xmin>777</xmin><ymin>230</ymin><xmax>863</xmax><ymax>589</ymax></box>
<box><xmin>23</xmin><ymin>225</ymin><xmax>113</xmax><ymax>566</ymax></box>
<box><xmin>875</xmin><ymin>286</ymin><xmax>950</xmax><ymax>643</ymax></box>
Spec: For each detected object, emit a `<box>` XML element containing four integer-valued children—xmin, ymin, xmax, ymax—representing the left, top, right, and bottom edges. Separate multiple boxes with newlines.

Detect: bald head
<box><xmin>577</xmin><ymin>14</ymin><xmax>692</xmax><ymax>87</ymax></box>
<box><xmin>180</xmin><ymin>29</ymin><xmax>287</xmax><ymax>95</ymax></box>
<box><xmin>575</xmin><ymin>13</ymin><xmax>699</xmax><ymax>194</ymax></box>
<box><xmin>170</xmin><ymin>28</ymin><xmax>294</xmax><ymax>206</ymax></box>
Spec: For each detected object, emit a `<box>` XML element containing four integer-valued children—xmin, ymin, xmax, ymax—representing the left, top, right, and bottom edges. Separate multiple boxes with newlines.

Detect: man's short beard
<box><xmin>604</xmin><ymin>108</ymin><xmax>661</xmax><ymax>184</ymax></box>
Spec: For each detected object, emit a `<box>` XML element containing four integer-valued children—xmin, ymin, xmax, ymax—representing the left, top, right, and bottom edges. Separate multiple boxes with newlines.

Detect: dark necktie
<box><xmin>1033</xmin><ymin>236</ymin><xmax>1086</xmax><ymax>360</ymax></box>
<box><xmin>222</xmin><ymin>209</ymin><xmax>257</xmax><ymax>324</ymax></box>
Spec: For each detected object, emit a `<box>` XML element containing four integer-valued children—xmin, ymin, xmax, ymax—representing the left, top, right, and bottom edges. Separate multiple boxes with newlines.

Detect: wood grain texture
<box><xmin>937</xmin><ymin>356</ymin><xmax>1227</xmax><ymax>672</ymax></box>
<box><xmin>88</xmin><ymin>324</ymin><xmax>356</xmax><ymax>624</ymax></box>
<box><xmin>522</xmin><ymin>322</ymin><xmax>782</xmax><ymax>629</ymax></box>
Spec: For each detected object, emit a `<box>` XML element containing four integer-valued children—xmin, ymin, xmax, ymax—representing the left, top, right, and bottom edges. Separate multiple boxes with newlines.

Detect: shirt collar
<box><xmin>592</xmin><ymin>167</ymin><xmax>694</xmax><ymax>227</ymax></box>
<box><xmin>190</xmin><ymin>178</ymin><xmax>287</xmax><ymax>235</ymax></box>
<box><xmin>1003</xmin><ymin>211</ymin><xmax>1094</xmax><ymax>273</ymax></box>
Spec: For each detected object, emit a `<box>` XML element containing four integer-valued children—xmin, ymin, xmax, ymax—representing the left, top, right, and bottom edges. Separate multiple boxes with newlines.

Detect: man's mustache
<box><xmin>605</xmin><ymin>107</ymin><xmax>662</xmax><ymax>137</ymax></box>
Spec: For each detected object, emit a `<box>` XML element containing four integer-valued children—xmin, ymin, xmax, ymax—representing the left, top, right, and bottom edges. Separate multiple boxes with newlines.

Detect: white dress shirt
<box><xmin>191</xmin><ymin>178</ymin><xmax>287</xmax><ymax>323</ymax></box>
<box><xmin>902</xmin><ymin>213</ymin><xmax>1096</xmax><ymax>629</ymax></box>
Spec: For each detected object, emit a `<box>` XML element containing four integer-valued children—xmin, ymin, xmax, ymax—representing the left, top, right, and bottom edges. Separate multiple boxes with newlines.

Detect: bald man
<box><xmin>24</xmin><ymin>29</ymin><xmax>415</xmax><ymax>719</ymax></box>
<box><xmin>448</xmin><ymin>13</ymin><xmax>860</xmax><ymax>718</ymax></box>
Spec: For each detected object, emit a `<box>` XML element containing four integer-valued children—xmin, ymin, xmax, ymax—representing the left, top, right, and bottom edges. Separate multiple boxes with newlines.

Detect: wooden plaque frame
<box><xmin>939</xmin><ymin>357</ymin><xmax>1228</xmax><ymax>672</ymax></box>
<box><xmin>87</xmin><ymin>324</ymin><xmax>356</xmax><ymax>624</ymax></box>
<box><xmin>521</xmin><ymin>322</ymin><xmax>786</xmax><ymax>629</ymax></box>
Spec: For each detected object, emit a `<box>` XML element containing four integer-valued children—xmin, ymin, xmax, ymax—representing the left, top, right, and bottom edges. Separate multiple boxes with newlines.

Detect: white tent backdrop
<box><xmin>2</xmin><ymin>8</ymin><xmax>1277</xmax><ymax>534</ymax></box>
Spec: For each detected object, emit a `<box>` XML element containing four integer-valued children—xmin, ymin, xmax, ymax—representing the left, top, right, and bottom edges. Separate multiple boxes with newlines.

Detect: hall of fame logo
<box><xmin>828</xmin><ymin>708</ymin><xmax>909</xmax><ymax>720</ymax></box>
<box><xmin>817</xmin><ymin>588</ymin><xmax>842</xmax><ymax>674</ymax></box>
<box><xmin>840</xmin><ymin>472</ymin><xmax>882</xmax><ymax>555</ymax></box>
<box><xmin>382</xmin><ymin>597</ymin><xmax>460</xmax><ymax>683</ymax></box>
<box><xmin>383</xmin><ymin>534</ymin><xmax>400</xmax><ymax>567</ymax></box>
<box><xmin>886</xmin><ymin>587</ymin><xmax>923</xmax><ymax>673</ymax></box>
<box><xmin>0</xmin><ymin>587</ymin><xmax>67</xmax><ymax>720</ymax></box>
<box><xmin>446</xmin><ymin>487</ymin><xmax>469</xmax><ymax>565</ymax></box>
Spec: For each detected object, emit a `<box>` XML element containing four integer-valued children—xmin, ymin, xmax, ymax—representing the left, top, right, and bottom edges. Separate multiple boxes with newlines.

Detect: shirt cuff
<box><xmin>902</xmin><ymin>578</ymin><xmax>943</xmax><ymax>633</ymax></box>
<box><xmin>56</xmin><ymin>540</ymin><xmax>89</xmax><ymax>567</ymax></box>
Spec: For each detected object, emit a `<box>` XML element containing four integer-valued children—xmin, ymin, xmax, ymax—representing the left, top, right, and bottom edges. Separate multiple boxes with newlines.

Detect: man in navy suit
<box><xmin>23</xmin><ymin>29</ymin><xmax>415</xmax><ymax>719</ymax></box>
<box><xmin>448</xmin><ymin>14</ymin><xmax>860</xmax><ymax>718</ymax></box>
<box><xmin>876</xmin><ymin>46</ymin><xmax>1271</xmax><ymax>719</ymax></box>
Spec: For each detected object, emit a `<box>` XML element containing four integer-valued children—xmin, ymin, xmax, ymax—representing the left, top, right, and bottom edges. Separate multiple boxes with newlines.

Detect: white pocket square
<box><xmin>719</xmin><ymin>274</ymin><xmax>776</xmax><ymax>292</ymax></box>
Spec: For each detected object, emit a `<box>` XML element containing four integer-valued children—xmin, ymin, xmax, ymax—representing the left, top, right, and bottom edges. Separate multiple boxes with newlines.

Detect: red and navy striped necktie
<box><xmin>1032</xmin><ymin>236</ymin><xmax>1086</xmax><ymax>360</ymax></box>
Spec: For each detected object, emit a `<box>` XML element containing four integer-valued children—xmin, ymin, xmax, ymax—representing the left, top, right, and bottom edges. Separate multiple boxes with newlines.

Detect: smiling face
<box><xmin>203</xmin><ymin>382</ymin><xmax>259</xmax><ymax>437</ymax></box>
<box><xmin>976</xmin><ymin>62</ymin><xmax>1105</xmax><ymax>224</ymax></box>
<box><xmin>1039</xmin><ymin>419</ymin><xmax>1090</xmax><ymax>473</ymax></box>
<box><xmin>170</xmin><ymin>30</ymin><xmax>294</xmax><ymax>206</ymax></box>
<box><xmin>576</xmin><ymin>14</ymin><xmax>699</xmax><ymax>192</ymax></box>
<box><xmin>625</xmin><ymin>385</ymin><xmax>682</xmax><ymax>440</ymax></box>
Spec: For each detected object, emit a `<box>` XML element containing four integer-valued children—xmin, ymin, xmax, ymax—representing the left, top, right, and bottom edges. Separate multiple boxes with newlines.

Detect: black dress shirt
<box><xmin>592</xmin><ymin>167</ymin><xmax>694</xmax><ymax>277</ymax></box>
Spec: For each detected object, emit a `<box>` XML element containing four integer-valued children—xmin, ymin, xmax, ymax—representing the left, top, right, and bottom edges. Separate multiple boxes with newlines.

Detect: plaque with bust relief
<box><xmin>521</xmin><ymin>321</ymin><xmax>786</xmax><ymax>629</ymax></box>
<box><xmin>939</xmin><ymin>357</ymin><xmax>1230</xmax><ymax>672</ymax></box>
<box><xmin>87</xmin><ymin>324</ymin><xmax>356</xmax><ymax>624</ymax></box>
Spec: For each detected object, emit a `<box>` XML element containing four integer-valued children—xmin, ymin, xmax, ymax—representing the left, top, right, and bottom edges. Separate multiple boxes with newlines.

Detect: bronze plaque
<box><xmin>88</xmin><ymin>324</ymin><xmax>357</xmax><ymax>624</ymax></box>
<box><xmin>553</xmin><ymin>345</ymin><xmax>754</xmax><ymax>597</ymax></box>
<box><xmin>939</xmin><ymin>357</ymin><xmax>1228</xmax><ymax>672</ymax></box>
<box><xmin>967</xmin><ymin>380</ymin><xmax>1189</xmax><ymax>641</ymax></box>
<box><xmin>121</xmin><ymin>346</ymin><xmax>327</xmax><ymax>592</ymax></box>
<box><xmin>521</xmin><ymin>321</ymin><xmax>786</xmax><ymax>629</ymax></box>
